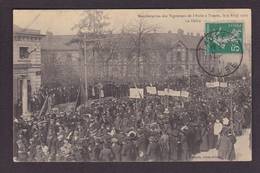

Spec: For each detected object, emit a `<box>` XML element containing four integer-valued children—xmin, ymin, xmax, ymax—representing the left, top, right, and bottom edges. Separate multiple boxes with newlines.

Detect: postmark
<box><xmin>196</xmin><ymin>23</ymin><xmax>244</xmax><ymax>77</ymax></box>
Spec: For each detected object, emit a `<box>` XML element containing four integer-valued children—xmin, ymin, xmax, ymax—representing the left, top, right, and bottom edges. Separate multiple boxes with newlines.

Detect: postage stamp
<box><xmin>196</xmin><ymin>22</ymin><xmax>244</xmax><ymax>77</ymax></box>
<box><xmin>205</xmin><ymin>23</ymin><xmax>243</xmax><ymax>54</ymax></box>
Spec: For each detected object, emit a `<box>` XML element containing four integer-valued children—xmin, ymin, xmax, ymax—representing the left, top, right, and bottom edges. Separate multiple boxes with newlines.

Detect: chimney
<box><xmin>168</xmin><ymin>30</ymin><xmax>172</xmax><ymax>34</ymax></box>
<box><xmin>177</xmin><ymin>29</ymin><xmax>184</xmax><ymax>35</ymax></box>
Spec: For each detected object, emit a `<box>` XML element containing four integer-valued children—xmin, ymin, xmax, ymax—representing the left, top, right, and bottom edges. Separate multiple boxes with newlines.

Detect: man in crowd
<box><xmin>13</xmin><ymin>77</ymin><xmax>251</xmax><ymax>162</ymax></box>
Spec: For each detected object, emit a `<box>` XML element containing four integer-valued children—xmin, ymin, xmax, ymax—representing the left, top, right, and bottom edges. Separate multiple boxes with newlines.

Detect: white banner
<box><xmin>170</xmin><ymin>90</ymin><xmax>181</xmax><ymax>97</ymax></box>
<box><xmin>129</xmin><ymin>88</ymin><xmax>144</xmax><ymax>99</ymax></box>
<box><xmin>180</xmin><ymin>91</ymin><xmax>189</xmax><ymax>98</ymax></box>
<box><xmin>164</xmin><ymin>89</ymin><xmax>181</xmax><ymax>97</ymax></box>
<box><xmin>158</xmin><ymin>90</ymin><xmax>166</xmax><ymax>96</ymax></box>
<box><xmin>219</xmin><ymin>82</ymin><xmax>228</xmax><ymax>88</ymax></box>
<box><xmin>206</xmin><ymin>82</ymin><xmax>220</xmax><ymax>88</ymax></box>
<box><xmin>146</xmin><ymin>86</ymin><xmax>157</xmax><ymax>95</ymax></box>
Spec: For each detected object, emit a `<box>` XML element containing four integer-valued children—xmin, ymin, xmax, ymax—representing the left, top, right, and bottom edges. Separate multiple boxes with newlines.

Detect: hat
<box><xmin>149</xmin><ymin>136</ymin><xmax>155</xmax><ymax>142</ymax></box>
<box><xmin>58</xmin><ymin>135</ymin><xmax>64</xmax><ymax>140</ymax></box>
<box><xmin>181</xmin><ymin>125</ymin><xmax>188</xmax><ymax>131</ymax></box>
<box><xmin>42</xmin><ymin>145</ymin><xmax>49</xmax><ymax>154</ymax></box>
<box><xmin>111</xmin><ymin>138</ymin><xmax>118</xmax><ymax>143</ymax></box>
<box><xmin>164</xmin><ymin>108</ymin><xmax>170</xmax><ymax>114</ymax></box>
<box><xmin>227</xmin><ymin>129</ymin><xmax>233</xmax><ymax>136</ymax></box>
<box><xmin>223</xmin><ymin>117</ymin><xmax>229</xmax><ymax>125</ymax></box>
<box><xmin>127</xmin><ymin>131</ymin><xmax>137</xmax><ymax>138</ymax></box>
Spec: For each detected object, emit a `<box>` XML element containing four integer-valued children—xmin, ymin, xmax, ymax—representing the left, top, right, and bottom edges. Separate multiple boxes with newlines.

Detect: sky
<box><xmin>13</xmin><ymin>9</ymin><xmax>251</xmax><ymax>43</ymax></box>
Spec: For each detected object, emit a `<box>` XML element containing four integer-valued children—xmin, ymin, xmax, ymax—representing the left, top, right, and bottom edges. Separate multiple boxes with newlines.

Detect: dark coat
<box><xmin>169</xmin><ymin>129</ymin><xmax>178</xmax><ymax>161</ymax></box>
<box><xmin>217</xmin><ymin>134</ymin><xmax>236</xmax><ymax>160</ymax></box>
<box><xmin>158</xmin><ymin>134</ymin><xmax>170</xmax><ymax>161</ymax></box>
<box><xmin>179</xmin><ymin>132</ymin><xmax>190</xmax><ymax>161</ymax></box>
<box><xmin>111</xmin><ymin>143</ymin><xmax>121</xmax><ymax>161</ymax></box>
<box><xmin>121</xmin><ymin>141</ymin><xmax>138</xmax><ymax>161</ymax></box>
<box><xmin>99</xmin><ymin>147</ymin><xmax>113</xmax><ymax>162</ymax></box>
<box><xmin>208</xmin><ymin>123</ymin><xmax>216</xmax><ymax>149</ymax></box>
<box><xmin>200</xmin><ymin>126</ymin><xmax>209</xmax><ymax>152</ymax></box>
<box><xmin>146</xmin><ymin>142</ymin><xmax>160</xmax><ymax>162</ymax></box>
<box><xmin>234</xmin><ymin>111</ymin><xmax>245</xmax><ymax>136</ymax></box>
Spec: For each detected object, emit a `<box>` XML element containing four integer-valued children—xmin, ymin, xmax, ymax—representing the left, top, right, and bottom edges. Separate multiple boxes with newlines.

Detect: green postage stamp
<box><xmin>205</xmin><ymin>23</ymin><xmax>243</xmax><ymax>54</ymax></box>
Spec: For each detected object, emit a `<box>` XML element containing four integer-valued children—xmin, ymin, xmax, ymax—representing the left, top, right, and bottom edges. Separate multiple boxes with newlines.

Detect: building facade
<box><xmin>40</xmin><ymin>29</ymin><xmax>221</xmax><ymax>86</ymax></box>
<box><xmin>41</xmin><ymin>33</ymin><xmax>81</xmax><ymax>87</ymax></box>
<box><xmin>13</xmin><ymin>25</ymin><xmax>45</xmax><ymax>118</ymax></box>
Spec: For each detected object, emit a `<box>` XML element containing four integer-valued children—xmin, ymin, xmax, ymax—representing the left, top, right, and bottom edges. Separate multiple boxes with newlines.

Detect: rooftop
<box><xmin>40</xmin><ymin>29</ymin><xmax>202</xmax><ymax>51</ymax></box>
<box><xmin>13</xmin><ymin>24</ymin><xmax>44</xmax><ymax>36</ymax></box>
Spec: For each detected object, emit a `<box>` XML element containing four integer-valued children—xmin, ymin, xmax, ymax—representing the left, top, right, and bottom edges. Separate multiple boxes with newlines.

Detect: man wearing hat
<box><xmin>168</xmin><ymin>123</ymin><xmax>179</xmax><ymax>161</ymax></box>
<box><xmin>158</xmin><ymin>130</ymin><xmax>170</xmax><ymax>161</ymax></box>
<box><xmin>99</xmin><ymin>142</ymin><xmax>113</xmax><ymax>162</ymax></box>
<box><xmin>217</xmin><ymin>128</ymin><xmax>236</xmax><ymax>160</ymax></box>
<box><xmin>146</xmin><ymin>136</ymin><xmax>160</xmax><ymax>161</ymax></box>
<box><xmin>233</xmin><ymin>107</ymin><xmax>245</xmax><ymax>136</ymax></box>
<box><xmin>121</xmin><ymin>132</ymin><xmax>138</xmax><ymax>161</ymax></box>
<box><xmin>111</xmin><ymin>137</ymin><xmax>121</xmax><ymax>161</ymax></box>
<box><xmin>16</xmin><ymin>138</ymin><xmax>28</xmax><ymax>161</ymax></box>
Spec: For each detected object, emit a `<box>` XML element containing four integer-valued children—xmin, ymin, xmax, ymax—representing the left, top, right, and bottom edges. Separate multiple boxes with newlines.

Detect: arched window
<box><xmin>176</xmin><ymin>44</ymin><xmax>183</xmax><ymax>62</ymax></box>
<box><xmin>176</xmin><ymin>51</ymin><xmax>181</xmax><ymax>62</ymax></box>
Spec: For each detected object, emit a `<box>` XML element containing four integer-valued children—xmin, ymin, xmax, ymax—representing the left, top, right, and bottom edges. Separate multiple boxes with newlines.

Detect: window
<box><xmin>36</xmin><ymin>71</ymin><xmax>41</xmax><ymax>76</ymax></box>
<box><xmin>177</xmin><ymin>51</ymin><xmax>182</xmax><ymax>62</ymax></box>
<box><xmin>19</xmin><ymin>47</ymin><xmax>29</xmax><ymax>59</ymax></box>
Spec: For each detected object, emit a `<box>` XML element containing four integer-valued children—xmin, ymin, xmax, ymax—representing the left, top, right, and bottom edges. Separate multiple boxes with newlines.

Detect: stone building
<box><xmin>13</xmin><ymin>25</ymin><xmax>45</xmax><ymax>118</ymax></box>
<box><xmin>40</xmin><ymin>29</ymin><xmax>218</xmax><ymax>86</ymax></box>
<box><xmin>41</xmin><ymin>33</ymin><xmax>81</xmax><ymax>87</ymax></box>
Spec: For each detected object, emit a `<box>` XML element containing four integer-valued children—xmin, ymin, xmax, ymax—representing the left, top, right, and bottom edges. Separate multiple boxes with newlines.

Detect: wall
<box><xmin>13</xmin><ymin>34</ymin><xmax>43</xmax><ymax>105</ymax></box>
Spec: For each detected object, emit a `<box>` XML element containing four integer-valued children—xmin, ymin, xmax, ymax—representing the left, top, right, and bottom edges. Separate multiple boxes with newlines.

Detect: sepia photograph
<box><xmin>12</xmin><ymin>9</ymin><xmax>252</xmax><ymax>162</ymax></box>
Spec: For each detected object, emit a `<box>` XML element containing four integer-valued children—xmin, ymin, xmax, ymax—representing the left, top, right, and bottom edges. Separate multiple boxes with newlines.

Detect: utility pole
<box><xmin>84</xmin><ymin>33</ymin><xmax>88</xmax><ymax>106</ymax></box>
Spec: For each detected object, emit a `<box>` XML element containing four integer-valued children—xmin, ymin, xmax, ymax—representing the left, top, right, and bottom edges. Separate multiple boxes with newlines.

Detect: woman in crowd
<box><xmin>13</xmin><ymin>78</ymin><xmax>250</xmax><ymax>162</ymax></box>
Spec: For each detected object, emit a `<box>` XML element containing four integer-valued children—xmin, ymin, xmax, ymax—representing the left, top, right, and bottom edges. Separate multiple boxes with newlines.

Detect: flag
<box><xmin>74</xmin><ymin>88</ymin><xmax>81</xmax><ymax>112</ymax></box>
<box><xmin>39</xmin><ymin>96</ymin><xmax>49</xmax><ymax>117</ymax></box>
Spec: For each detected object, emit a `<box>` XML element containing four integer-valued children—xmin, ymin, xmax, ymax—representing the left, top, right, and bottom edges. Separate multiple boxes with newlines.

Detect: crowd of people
<box><xmin>13</xmin><ymin>77</ymin><xmax>251</xmax><ymax>162</ymax></box>
<box><xmin>14</xmin><ymin>85</ymin><xmax>79</xmax><ymax>116</ymax></box>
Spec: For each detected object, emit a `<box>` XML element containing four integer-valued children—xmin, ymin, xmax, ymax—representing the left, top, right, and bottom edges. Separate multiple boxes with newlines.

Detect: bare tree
<box><xmin>125</xmin><ymin>18</ymin><xmax>159</xmax><ymax>81</ymax></box>
<box><xmin>72</xmin><ymin>10</ymin><xmax>110</xmax><ymax>35</ymax></box>
<box><xmin>71</xmin><ymin>10</ymin><xmax>111</xmax><ymax>102</ymax></box>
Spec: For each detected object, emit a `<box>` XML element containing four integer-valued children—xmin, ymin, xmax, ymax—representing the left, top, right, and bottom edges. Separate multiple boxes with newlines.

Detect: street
<box><xmin>192</xmin><ymin>128</ymin><xmax>251</xmax><ymax>161</ymax></box>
